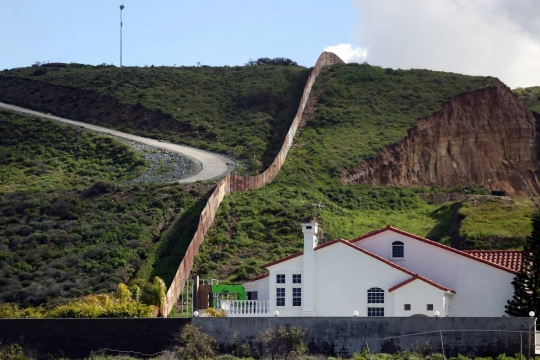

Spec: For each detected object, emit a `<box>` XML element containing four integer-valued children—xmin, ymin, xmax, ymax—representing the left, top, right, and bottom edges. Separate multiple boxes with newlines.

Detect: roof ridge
<box><xmin>264</xmin><ymin>239</ymin><xmax>417</xmax><ymax>277</ymax></box>
<box><xmin>351</xmin><ymin>226</ymin><xmax>518</xmax><ymax>274</ymax></box>
<box><xmin>389</xmin><ymin>273</ymin><xmax>456</xmax><ymax>293</ymax></box>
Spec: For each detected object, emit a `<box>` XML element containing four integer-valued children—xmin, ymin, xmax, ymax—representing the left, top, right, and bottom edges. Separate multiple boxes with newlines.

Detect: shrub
<box><xmin>204</xmin><ymin>307</ymin><xmax>227</xmax><ymax>317</ymax></box>
<box><xmin>31</xmin><ymin>68</ymin><xmax>47</xmax><ymax>76</ymax></box>
<box><xmin>258</xmin><ymin>324</ymin><xmax>308</xmax><ymax>358</ymax></box>
<box><xmin>174</xmin><ymin>323</ymin><xmax>217</xmax><ymax>359</ymax></box>
<box><xmin>0</xmin><ymin>343</ymin><xmax>27</xmax><ymax>360</ymax></box>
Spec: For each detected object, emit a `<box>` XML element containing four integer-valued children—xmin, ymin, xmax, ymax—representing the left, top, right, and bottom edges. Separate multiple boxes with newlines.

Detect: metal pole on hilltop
<box><xmin>120</xmin><ymin>5</ymin><xmax>124</xmax><ymax>67</ymax></box>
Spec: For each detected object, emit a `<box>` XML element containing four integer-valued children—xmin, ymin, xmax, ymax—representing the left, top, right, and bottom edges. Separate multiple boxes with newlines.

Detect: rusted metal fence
<box><xmin>163</xmin><ymin>52</ymin><xmax>344</xmax><ymax>316</ymax></box>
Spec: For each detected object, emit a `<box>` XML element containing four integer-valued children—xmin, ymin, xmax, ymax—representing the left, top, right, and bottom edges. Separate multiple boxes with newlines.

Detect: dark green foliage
<box><xmin>0</xmin><ymin>64</ymin><xmax>310</xmax><ymax>172</ymax></box>
<box><xmin>245</xmin><ymin>57</ymin><xmax>298</xmax><ymax>66</ymax></box>
<box><xmin>285</xmin><ymin>63</ymin><xmax>498</xmax><ymax>183</ymax></box>
<box><xmin>0</xmin><ymin>111</ymin><xmax>206</xmax><ymax>308</ymax></box>
<box><xmin>31</xmin><ymin>68</ymin><xmax>47</xmax><ymax>76</ymax></box>
<box><xmin>0</xmin><ymin>110</ymin><xmax>147</xmax><ymax>192</ymax></box>
<box><xmin>195</xmin><ymin>65</ymin><xmax>516</xmax><ymax>280</ymax></box>
<box><xmin>505</xmin><ymin>210</ymin><xmax>540</xmax><ymax>316</ymax></box>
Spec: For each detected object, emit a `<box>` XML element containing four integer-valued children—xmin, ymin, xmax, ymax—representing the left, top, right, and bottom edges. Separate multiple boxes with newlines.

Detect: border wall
<box><xmin>0</xmin><ymin>317</ymin><xmax>533</xmax><ymax>358</ymax></box>
<box><xmin>164</xmin><ymin>52</ymin><xmax>344</xmax><ymax>316</ymax></box>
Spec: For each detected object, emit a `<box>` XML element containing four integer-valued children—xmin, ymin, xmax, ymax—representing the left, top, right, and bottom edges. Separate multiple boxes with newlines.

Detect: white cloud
<box><xmin>346</xmin><ymin>0</ymin><xmax>540</xmax><ymax>88</ymax></box>
<box><xmin>323</xmin><ymin>43</ymin><xmax>368</xmax><ymax>64</ymax></box>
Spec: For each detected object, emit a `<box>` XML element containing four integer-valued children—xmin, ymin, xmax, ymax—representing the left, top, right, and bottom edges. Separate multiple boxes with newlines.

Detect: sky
<box><xmin>1</xmin><ymin>0</ymin><xmax>539</xmax><ymax>88</ymax></box>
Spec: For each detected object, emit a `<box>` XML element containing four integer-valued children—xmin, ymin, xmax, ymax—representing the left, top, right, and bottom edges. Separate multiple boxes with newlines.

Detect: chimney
<box><xmin>301</xmin><ymin>222</ymin><xmax>318</xmax><ymax>316</ymax></box>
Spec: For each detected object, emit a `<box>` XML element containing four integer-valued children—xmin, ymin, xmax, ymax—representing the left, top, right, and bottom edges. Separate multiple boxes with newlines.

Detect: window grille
<box><xmin>276</xmin><ymin>274</ymin><xmax>285</xmax><ymax>284</ymax></box>
<box><xmin>404</xmin><ymin>304</ymin><xmax>411</xmax><ymax>311</ymax></box>
<box><xmin>293</xmin><ymin>274</ymin><xmax>302</xmax><ymax>284</ymax></box>
<box><xmin>427</xmin><ymin>304</ymin><xmax>434</xmax><ymax>311</ymax></box>
<box><xmin>276</xmin><ymin>288</ymin><xmax>285</xmax><ymax>306</ymax></box>
<box><xmin>368</xmin><ymin>307</ymin><xmax>385</xmax><ymax>317</ymax></box>
<box><xmin>392</xmin><ymin>241</ymin><xmax>404</xmax><ymax>258</ymax></box>
<box><xmin>368</xmin><ymin>288</ymin><xmax>385</xmax><ymax>303</ymax></box>
<box><xmin>293</xmin><ymin>288</ymin><xmax>301</xmax><ymax>306</ymax></box>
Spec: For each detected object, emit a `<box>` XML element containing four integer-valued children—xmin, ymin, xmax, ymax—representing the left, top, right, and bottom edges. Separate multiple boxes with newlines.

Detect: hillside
<box><xmin>193</xmin><ymin>64</ymin><xmax>537</xmax><ymax>282</ymax></box>
<box><xmin>0</xmin><ymin>110</ymin><xmax>209</xmax><ymax>307</ymax></box>
<box><xmin>1</xmin><ymin>61</ymin><xmax>537</xmax><ymax>295</ymax></box>
<box><xmin>0</xmin><ymin>64</ymin><xmax>310</xmax><ymax>173</ymax></box>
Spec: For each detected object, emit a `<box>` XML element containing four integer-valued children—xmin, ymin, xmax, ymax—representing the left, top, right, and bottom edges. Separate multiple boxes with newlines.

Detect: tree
<box><xmin>506</xmin><ymin>210</ymin><xmax>540</xmax><ymax>316</ymax></box>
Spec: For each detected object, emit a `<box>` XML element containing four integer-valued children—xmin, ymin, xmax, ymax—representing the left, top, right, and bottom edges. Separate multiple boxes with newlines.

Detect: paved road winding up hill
<box><xmin>0</xmin><ymin>102</ymin><xmax>233</xmax><ymax>183</ymax></box>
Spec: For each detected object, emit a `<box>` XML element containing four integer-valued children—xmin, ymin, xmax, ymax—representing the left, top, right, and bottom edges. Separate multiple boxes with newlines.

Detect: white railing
<box><xmin>220</xmin><ymin>300</ymin><xmax>271</xmax><ymax>317</ymax></box>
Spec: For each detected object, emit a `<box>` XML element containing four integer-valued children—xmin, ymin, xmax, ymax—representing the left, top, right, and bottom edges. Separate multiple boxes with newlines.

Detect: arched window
<box><xmin>367</xmin><ymin>288</ymin><xmax>385</xmax><ymax>317</ymax></box>
<box><xmin>392</xmin><ymin>241</ymin><xmax>404</xmax><ymax>258</ymax></box>
<box><xmin>367</xmin><ymin>288</ymin><xmax>384</xmax><ymax>304</ymax></box>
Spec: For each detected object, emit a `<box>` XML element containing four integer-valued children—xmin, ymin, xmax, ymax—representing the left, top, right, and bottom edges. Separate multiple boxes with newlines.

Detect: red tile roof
<box><xmin>463</xmin><ymin>250</ymin><xmax>523</xmax><ymax>273</ymax></box>
<box><xmin>388</xmin><ymin>274</ymin><xmax>455</xmax><ymax>293</ymax></box>
<box><xmin>351</xmin><ymin>226</ymin><xmax>520</xmax><ymax>275</ymax></box>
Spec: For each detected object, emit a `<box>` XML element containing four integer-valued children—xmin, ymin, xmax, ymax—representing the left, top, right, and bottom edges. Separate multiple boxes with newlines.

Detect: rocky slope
<box><xmin>341</xmin><ymin>82</ymin><xmax>540</xmax><ymax>196</ymax></box>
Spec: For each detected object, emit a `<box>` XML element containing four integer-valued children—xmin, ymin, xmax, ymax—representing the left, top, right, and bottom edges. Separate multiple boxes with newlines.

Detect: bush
<box><xmin>174</xmin><ymin>323</ymin><xmax>217</xmax><ymax>359</ymax></box>
<box><xmin>258</xmin><ymin>324</ymin><xmax>308</xmax><ymax>358</ymax></box>
<box><xmin>245</xmin><ymin>57</ymin><xmax>298</xmax><ymax>66</ymax></box>
<box><xmin>204</xmin><ymin>307</ymin><xmax>227</xmax><ymax>317</ymax></box>
<box><xmin>31</xmin><ymin>68</ymin><xmax>47</xmax><ymax>76</ymax></box>
<box><xmin>0</xmin><ymin>343</ymin><xmax>27</xmax><ymax>360</ymax></box>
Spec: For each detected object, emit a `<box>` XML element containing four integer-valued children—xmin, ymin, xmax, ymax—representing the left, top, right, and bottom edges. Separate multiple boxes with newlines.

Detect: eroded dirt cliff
<box><xmin>341</xmin><ymin>82</ymin><xmax>540</xmax><ymax>196</ymax></box>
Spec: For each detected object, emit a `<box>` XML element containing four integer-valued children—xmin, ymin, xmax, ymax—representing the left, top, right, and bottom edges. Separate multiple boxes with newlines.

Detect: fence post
<box><xmin>439</xmin><ymin>330</ymin><xmax>445</xmax><ymax>359</ymax></box>
<box><xmin>520</xmin><ymin>332</ymin><xmax>523</xmax><ymax>360</ymax></box>
<box><xmin>529</xmin><ymin>327</ymin><xmax>532</xmax><ymax>359</ymax></box>
<box><xmin>366</xmin><ymin>341</ymin><xmax>372</xmax><ymax>360</ymax></box>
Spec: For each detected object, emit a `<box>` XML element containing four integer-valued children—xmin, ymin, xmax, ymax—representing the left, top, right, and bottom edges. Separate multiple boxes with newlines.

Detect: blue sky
<box><xmin>0</xmin><ymin>0</ymin><xmax>359</xmax><ymax>68</ymax></box>
<box><xmin>2</xmin><ymin>1</ymin><xmax>539</xmax><ymax>87</ymax></box>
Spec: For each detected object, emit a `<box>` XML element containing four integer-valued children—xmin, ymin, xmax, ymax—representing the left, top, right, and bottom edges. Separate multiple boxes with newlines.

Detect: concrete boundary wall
<box><xmin>164</xmin><ymin>52</ymin><xmax>344</xmax><ymax>316</ymax></box>
<box><xmin>195</xmin><ymin>317</ymin><xmax>535</xmax><ymax>358</ymax></box>
<box><xmin>0</xmin><ymin>317</ymin><xmax>533</xmax><ymax>358</ymax></box>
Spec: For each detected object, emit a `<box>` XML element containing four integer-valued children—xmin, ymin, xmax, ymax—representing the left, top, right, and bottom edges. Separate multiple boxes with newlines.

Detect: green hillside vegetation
<box><xmin>514</xmin><ymin>86</ymin><xmax>540</xmax><ymax>115</ymax></box>
<box><xmin>193</xmin><ymin>64</ymin><xmax>533</xmax><ymax>282</ymax></box>
<box><xmin>283</xmin><ymin>63</ymin><xmax>498</xmax><ymax>183</ymax></box>
<box><xmin>0</xmin><ymin>111</ymin><xmax>209</xmax><ymax>307</ymax></box>
<box><xmin>1</xmin><ymin>63</ymin><xmax>535</xmax><ymax>296</ymax></box>
<box><xmin>0</xmin><ymin>63</ymin><xmax>310</xmax><ymax>172</ymax></box>
<box><xmin>0</xmin><ymin>110</ymin><xmax>147</xmax><ymax>193</ymax></box>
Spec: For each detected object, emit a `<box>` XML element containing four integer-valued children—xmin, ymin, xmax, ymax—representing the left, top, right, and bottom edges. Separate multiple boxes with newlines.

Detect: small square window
<box><xmin>276</xmin><ymin>274</ymin><xmax>285</xmax><ymax>284</ymax></box>
<box><xmin>404</xmin><ymin>304</ymin><xmax>411</xmax><ymax>311</ymax></box>
<box><xmin>293</xmin><ymin>288</ymin><xmax>301</xmax><ymax>306</ymax></box>
<box><xmin>293</xmin><ymin>274</ymin><xmax>302</xmax><ymax>284</ymax></box>
<box><xmin>427</xmin><ymin>304</ymin><xmax>434</xmax><ymax>311</ymax></box>
<box><xmin>276</xmin><ymin>288</ymin><xmax>285</xmax><ymax>306</ymax></box>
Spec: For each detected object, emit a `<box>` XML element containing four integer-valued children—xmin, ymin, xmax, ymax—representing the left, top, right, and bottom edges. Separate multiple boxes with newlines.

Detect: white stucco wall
<box><xmin>266</xmin><ymin>242</ymin><xmax>416</xmax><ymax>316</ymax></box>
<box><xmin>392</xmin><ymin>279</ymin><xmax>451</xmax><ymax>317</ymax></box>
<box><xmin>243</xmin><ymin>276</ymin><xmax>270</xmax><ymax>300</ymax></box>
<box><xmin>352</xmin><ymin>230</ymin><xmax>515</xmax><ymax>317</ymax></box>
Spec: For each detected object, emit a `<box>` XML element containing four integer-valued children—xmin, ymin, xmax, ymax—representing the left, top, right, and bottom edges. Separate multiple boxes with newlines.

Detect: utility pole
<box><xmin>120</xmin><ymin>5</ymin><xmax>125</xmax><ymax>67</ymax></box>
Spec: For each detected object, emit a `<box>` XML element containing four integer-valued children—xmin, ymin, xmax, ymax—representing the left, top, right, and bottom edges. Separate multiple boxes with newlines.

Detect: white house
<box><xmin>221</xmin><ymin>223</ymin><xmax>521</xmax><ymax>317</ymax></box>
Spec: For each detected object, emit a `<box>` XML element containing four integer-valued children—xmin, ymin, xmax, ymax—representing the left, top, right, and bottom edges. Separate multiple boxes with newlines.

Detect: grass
<box><xmin>0</xmin><ymin>111</ymin><xmax>209</xmax><ymax>307</ymax></box>
<box><xmin>193</xmin><ymin>64</ymin><xmax>531</xmax><ymax>281</ymax></box>
<box><xmin>458</xmin><ymin>197</ymin><xmax>533</xmax><ymax>249</ymax></box>
<box><xmin>0</xmin><ymin>63</ymin><xmax>311</xmax><ymax>172</ymax></box>
<box><xmin>0</xmin><ymin>110</ymin><xmax>148</xmax><ymax>193</ymax></box>
<box><xmin>283</xmin><ymin>63</ymin><xmax>498</xmax><ymax>183</ymax></box>
<box><xmin>514</xmin><ymin>86</ymin><xmax>540</xmax><ymax>115</ymax></box>
<box><xmin>0</xmin><ymin>62</ymin><xmax>534</xmax><ymax>295</ymax></box>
